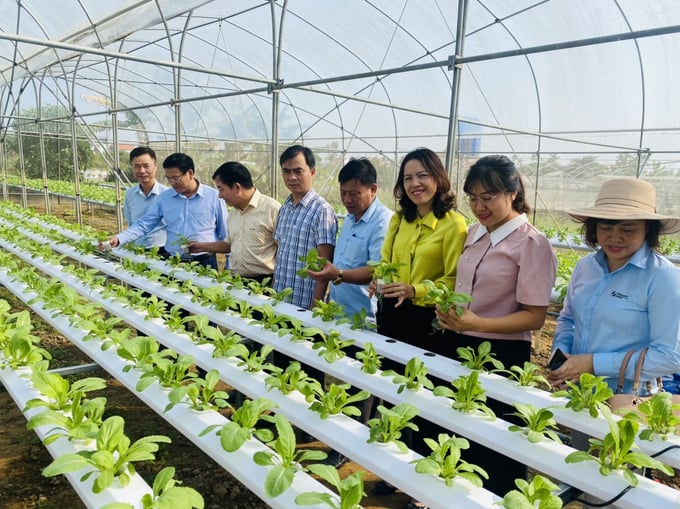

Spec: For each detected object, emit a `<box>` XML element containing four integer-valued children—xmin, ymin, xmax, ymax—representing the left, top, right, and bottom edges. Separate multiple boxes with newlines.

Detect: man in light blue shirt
<box><xmin>122</xmin><ymin>146</ymin><xmax>168</xmax><ymax>249</ymax></box>
<box><xmin>107</xmin><ymin>152</ymin><xmax>228</xmax><ymax>269</ymax></box>
<box><xmin>308</xmin><ymin>157</ymin><xmax>393</xmax><ymax>320</ymax></box>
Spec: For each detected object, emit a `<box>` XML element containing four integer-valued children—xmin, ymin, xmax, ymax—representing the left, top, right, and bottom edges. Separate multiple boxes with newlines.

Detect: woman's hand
<box><xmin>547</xmin><ymin>353</ymin><xmax>594</xmax><ymax>389</ymax></box>
<box><xmin>435</xmin><ymin>305</ymin><xmax>479</xmax><ymax>332</ymax></box>
<box><xmin>380</xmin><ymin>282</ymin><xmax>415</xmax><ymax>307</ymax></box>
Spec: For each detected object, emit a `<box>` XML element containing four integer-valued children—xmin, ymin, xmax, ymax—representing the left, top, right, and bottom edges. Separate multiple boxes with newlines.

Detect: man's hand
<box><xmin>307</xmin><ymin>261</ymin><xmax>339</xmax><ymax>283</ymax></box>
<box><xmin>187</xmin><ymin>241</ymin><xmax>207</xmax><ymax>253</ymax></box>
<box><xmin>98</xmin><ymin>236</ymin><xmax>119</xmax><ymax>251</ymax></box>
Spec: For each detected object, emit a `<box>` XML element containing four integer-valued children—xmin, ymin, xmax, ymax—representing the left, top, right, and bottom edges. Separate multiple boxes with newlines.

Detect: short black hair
<box><xmin>280</xmin><ymin>144</ymin><xmax>315</xmax><ymax>169</ymax></box>
<box><xmin>129</xmin><ymin>146</ymin><xmax>156</xmax><ymax>163</ymax></box>
<box><xmin>162</xmin><ymin>153</ymin><xmax>194</xmax><ymax>174</ymax></box>
<box><xmin>213</xmin><ymin>161</ymin><xmax>254</xmax><ymax>189</ymax></box>
<box><xmin>338</xmin><ymin>158</ymin><xmax>377</xmax><ymax>186</ymax></box>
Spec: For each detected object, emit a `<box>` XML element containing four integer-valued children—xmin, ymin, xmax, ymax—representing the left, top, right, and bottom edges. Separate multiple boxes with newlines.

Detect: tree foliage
<box><xmin>6</xmin><ymin>105</ymin><xmax>93</xmax><ymax>180</ymax></box>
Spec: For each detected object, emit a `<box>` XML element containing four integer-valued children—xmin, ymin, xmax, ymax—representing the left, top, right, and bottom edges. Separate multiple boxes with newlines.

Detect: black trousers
<box><xmin>442</xmin><ymin>331</ymin><xmax>531</xmax><ymax>496</ymax></box>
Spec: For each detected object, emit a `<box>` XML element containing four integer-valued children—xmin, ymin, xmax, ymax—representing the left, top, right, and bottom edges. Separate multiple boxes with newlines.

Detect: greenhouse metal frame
<box><xmin>0</xmin><ymin>0</ymin><xmax>678</xmax><ymax>227</ymax></box>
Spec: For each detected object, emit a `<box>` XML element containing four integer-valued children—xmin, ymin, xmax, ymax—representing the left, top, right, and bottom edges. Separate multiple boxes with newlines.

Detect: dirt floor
<box><xmin>0</xmin><ymin>200</ymin><xmax>678</xmax><ymax>508</ymax></box>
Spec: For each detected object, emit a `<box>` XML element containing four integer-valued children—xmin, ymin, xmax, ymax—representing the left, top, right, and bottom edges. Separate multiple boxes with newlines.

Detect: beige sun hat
<box><xmin>567</xmin><ymin>177</ymin><xmax>680</xmax><ymax>234</ymax></box>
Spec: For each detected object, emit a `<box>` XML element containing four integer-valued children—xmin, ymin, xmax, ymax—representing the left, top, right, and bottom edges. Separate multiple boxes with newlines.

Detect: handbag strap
<box><xmin>632</xmin><ymin>348</ymin><xmax>649</xmax><ymax>395</ymax></box>
<box><xmin>615</xmin><ymin>350</ymin><xmax>636</xmax><ymax>394</ymax></box>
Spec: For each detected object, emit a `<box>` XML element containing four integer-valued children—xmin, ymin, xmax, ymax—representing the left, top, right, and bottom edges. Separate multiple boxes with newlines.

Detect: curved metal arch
<box><xmin>613</xmin><ymin>0</ymin><xmax>647</xmax><ymax>178</ymax></box>
<box><xmin>476</xmin><ymin>0</ymin><xmax>545</xmax><ymax>218</ymax></box>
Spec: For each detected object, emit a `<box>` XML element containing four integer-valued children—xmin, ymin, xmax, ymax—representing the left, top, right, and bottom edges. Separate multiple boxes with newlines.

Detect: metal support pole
<box><xmin>445</xmin><ymin>0</ymin><xmax>469</xmax><ymax>189</ymax></box>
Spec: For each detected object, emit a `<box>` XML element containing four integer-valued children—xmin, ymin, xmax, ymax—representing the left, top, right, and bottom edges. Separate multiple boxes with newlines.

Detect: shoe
<box><xmin>323</xmin><ymin>449</ymin><xmax>349</xmax><ymax>468</ymax></box>
<box><xmin>372</xmin><ymin>480</ymin><xmax>397</xmax><ymax>495</ymax></box>
<box><xmin>405</xmin><ymin>501</ymin><xmax>429</xmax><ymax>509</ymax></box>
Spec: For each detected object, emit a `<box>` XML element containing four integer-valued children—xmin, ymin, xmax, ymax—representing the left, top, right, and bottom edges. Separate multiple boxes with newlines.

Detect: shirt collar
<box><xmin>244</xmin><ymin>188</ymin><xmax>261</xmax><ymax>210</ymax></box>
<box><xmin>418</xmin><ymin>210</ymin><xmax>439</xmax><ymax>230</ymax></box>
<box><xmin>137</xmin><ymin>181</ymin><xmax>163</xmax><ymax>196</ymax></box>
<box><xmin>286</xmin><ymin>188</ymin><xmax>318</xmax><ymax>207</ymax></box>
<box><xmin>351</xmin><ymin>197</ymin><xmax>382</xmax><ymax>224</ymax></box>
<box><xmin>471</xmin><ymin>213</ymin><xmax>528</xmax><ymax>246</ymax></box>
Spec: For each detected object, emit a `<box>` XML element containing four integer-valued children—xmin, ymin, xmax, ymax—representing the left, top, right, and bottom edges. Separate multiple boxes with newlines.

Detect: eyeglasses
<box><xmin>165</xmin><ymin>174</ymin><xmax>185</xmax><ymax>183</ymax></box>
<box><xmin>464</xmin><ymin>192</ymin><xmax>500</xmax><ymax>205</ymax></box>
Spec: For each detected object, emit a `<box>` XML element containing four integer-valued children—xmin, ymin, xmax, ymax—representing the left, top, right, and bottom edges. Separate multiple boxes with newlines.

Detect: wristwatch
<box><xmin>333</xmin><ymin>269</ymin><xmax>344</xmax><ymax>285</ymax></box>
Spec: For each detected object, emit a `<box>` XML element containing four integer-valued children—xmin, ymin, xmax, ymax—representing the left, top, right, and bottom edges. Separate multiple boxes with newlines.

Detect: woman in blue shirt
<box><xmin>549</xmin><ymin>178</ymin><xmax>680</xmax><ymax>392</ymax></box>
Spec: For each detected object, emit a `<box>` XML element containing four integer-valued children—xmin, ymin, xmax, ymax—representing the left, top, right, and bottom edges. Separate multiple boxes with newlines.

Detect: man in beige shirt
<box><xmin>188</xmin><ymin>161</ymin><xmax>281</xmax><ymax>281</ymax></box>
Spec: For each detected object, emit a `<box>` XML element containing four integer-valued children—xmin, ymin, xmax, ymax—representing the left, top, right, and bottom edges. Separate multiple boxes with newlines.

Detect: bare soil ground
<box><xmin>0</xmin><ymin>200</ymin><xmax>678</xmax><ymax>508</ymax></box>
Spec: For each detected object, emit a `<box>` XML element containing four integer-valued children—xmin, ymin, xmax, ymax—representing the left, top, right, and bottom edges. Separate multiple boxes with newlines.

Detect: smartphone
<box><xmin>549</xmin><ymin>349</ymin><xmax>568</xmax><ymax>371</ymax></box>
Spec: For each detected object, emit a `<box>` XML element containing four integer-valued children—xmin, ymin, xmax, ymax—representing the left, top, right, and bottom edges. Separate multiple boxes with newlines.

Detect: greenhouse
<box><xmin>1</xmin><ymin>1</ymin><xmax>680</xmax><ymax>509</ymax></box>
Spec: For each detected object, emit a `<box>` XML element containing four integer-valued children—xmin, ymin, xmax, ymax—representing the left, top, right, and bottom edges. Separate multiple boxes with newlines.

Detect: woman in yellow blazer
<box><xmin>373</xmin><ymin>147</ymin><xmax>467</xmax><ymax>354</ymax></box>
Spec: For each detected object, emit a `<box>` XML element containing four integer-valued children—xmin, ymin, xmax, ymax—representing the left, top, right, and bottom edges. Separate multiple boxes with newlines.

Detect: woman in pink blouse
<box><xmin>436</xmin><ymin>154</ymin><xmax>557</xmax><ymax>496</ymax></box>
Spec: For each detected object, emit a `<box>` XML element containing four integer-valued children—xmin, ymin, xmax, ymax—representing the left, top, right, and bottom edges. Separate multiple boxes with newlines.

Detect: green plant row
<box><xmin>3</xmin><ymin>175</ymin><xmax>119</xmax><ymax>205</ymax></box>
<box><xmin>0</xmin><ymin>212</ymin><xmax>501</xmax><ymax>504</ymax></box>
<box><xmin>0</xmin><ymin>298</ymin><xmax>203</xmax><ymax>509</ymax></box>
<box><xmin>2</xmin><ymin>201</ymin><xmax>676</xmax><ymax>504</ymax></box>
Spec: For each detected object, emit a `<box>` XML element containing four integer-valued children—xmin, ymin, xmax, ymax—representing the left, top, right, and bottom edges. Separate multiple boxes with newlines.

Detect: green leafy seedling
<box><xmin>367</xmin><ymin>260</ymin><xmax>404</xmax><ymax>284</ymax></box>
<box><xmin>629</xmin><ymin>391</ymin><xmax>680</xmax><ymax>441</ymax></box>
<box><xmin>236</xmin><ymin>344</ymin><xmax>275</xmax><ymax>373</ymax></box>
<box><xmin>307</xmin><ymin>382</ymin><xmax>371</xmax><ymax>419</ymax></box>
<box><xmin>381</xmin><ymin>356</ymin><xmax>434</xmax><ymax>394</ymax></box>
<box><xmin>311</xmin><ymin>300</ymin><xmax>349</xmax><ymax>323</ymax></box>
<box><xmin>410</xmin><ymin>433</ymin><xmax>488</xmax><ymax>487</ymax></box>
<box><xmin>367</xmin><ymin>402</ymin><xmax>419</xmax><ymax>453</ymax></box>
<box><xmin>456</xmin><ymin>340</ymin><xmax>504</xmax><ymax>372</ymax></box>
<box><xmin>552</xmin><ymin>372</ymin><xmax>613</xmax><ymax>418</ymax></box>
<box><xmin>499</xmin><ymin>474</ymin><xmax>563</xmax><ymax>509</ymax></box>
<box><xmin>505</xmin><ymin>361</ymin><xmax>551</xmax><ymax>390</ymax></box>
<box><xmin>265</xmin><ymin>361</ymin><xmax>317</xmax><ymax>395</ymax></box>
<box><xmin>200</xmin><ymin>398</ymin><xmax>278</xmax><ymax>452</ymax></box>
<box><xmin>507</xmin><ymin>402</ymin><xmax>562</xmax><ymax>443</ymax></box>
<box><xmin>296</xmin><ymin>465</ymin><xmax>365</xmax><ymax>509</ymax></box>
<box><xmin>27</xmin><ymin>392</ymin><xmax>106</xmax><ymax>445</ymax></box>
<box><xmin>296</xmin><ymin>248</ymin><xmax>328</xmax><ymax>278</ymax></box>
<box><xmin>312</xmin><ymin>330</ymin><xmax>354</xmax><ymax>363</ymax></box>
<box><xmin>356</xmin><ymin>342</ymin><xmax>382</xmax><ymax>375</ymax></box>
<box><xmin>421</xmin><ymin>279</ymin><xmax>473</xmax><ymax>332</ymax></box>
<box><xmin>253</xmin><ymin>414</ymin><xmax>328</xmax><ymax>498</ymax></box>
<box><xmin>165</xmin><ymin>369</ymin><xmax>232</xmax><ymax>412</ymax></box>
<box><xmin>350</xmin><ymin>308</ymin><xmax>376</xmax><ymax>331</ymax></box>
<box><xmin>434</xmin><ymin>371</ymin><xmax>495</xmax><ymax>418</ymax></box>
<box><xmin>42</xmin><ymin>415</ymin><xmax>171</xmax><ymax>493</ymax></box>
<box><xmin>139</xmin><ymin>466</ymin><xmax>204</xmax><ymax>509</ymax></box>
<box><xmin>565</xmin><ymin>406</ymin><xmax>673</xmax><ymax>486</ymax></box>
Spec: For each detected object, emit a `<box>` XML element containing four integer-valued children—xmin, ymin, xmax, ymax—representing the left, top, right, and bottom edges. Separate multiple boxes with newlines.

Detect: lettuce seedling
<box><xmin>367</xmin><ymin>402</ymin><xmax>419</xmax><ymax>453</ymax></box>
<box><xmin>355</xmin><ymin>342</ymin><xmax>382</xmax><ymax>375</ymax></box>
<box><xmin>410</xmin><ymin>432</ymin><xmax>488</xmax><ymax>487</ymax></box>
<box><xmin>296</xmin><ymin>466</ymin><xmax>365</xmax><ymax>509</ymax></box>
<box><xmin>200</xmin><ymin>398</ymin><xmax>278</xmax><ymax>453</ymax></box>
<box><xmin>296</xmin><ymin>248</ymin><xmax>328</xmax><ymax>278</ymax></box>
<box><xmin>307</xmin><ymin>382</ymin><xmax>370</xmax><ymax>419</ymax></box>
<box><xmin>381</xmin><ymin>356</ymin><xmax>434</xmax><ymax>394</ymax></box>
<box><xmin>551</xmin><ymin>372</ymin><xmax>613</xmax><ymax>418</ymax></box>
<box><xmin>434</xmin><ymin>371</ymin><xmax>495</xmax><ymax>418</ymax></box>
<box><xmin>253</xmin><ymin>414</ymin><xmax>327</xmax><ymax>498</ymax></box>
<box><xmin>507</xmin><ymin>402</ymin><xmax>562</xmax><ymax>443</ymax></box>
<box><xmin>43</xmin><ymin>415</ymin><xmax>171</xmax><ymax>493</ymax></box>
<box><xmin>566</xmin><ymin>406</ymin><xmax>673</xmax><ymax>486</ymax></box>
<box><xmin>500</xmin><ymin>475</ymin><xmax>562</xmax><ymax>509</ymax></box>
